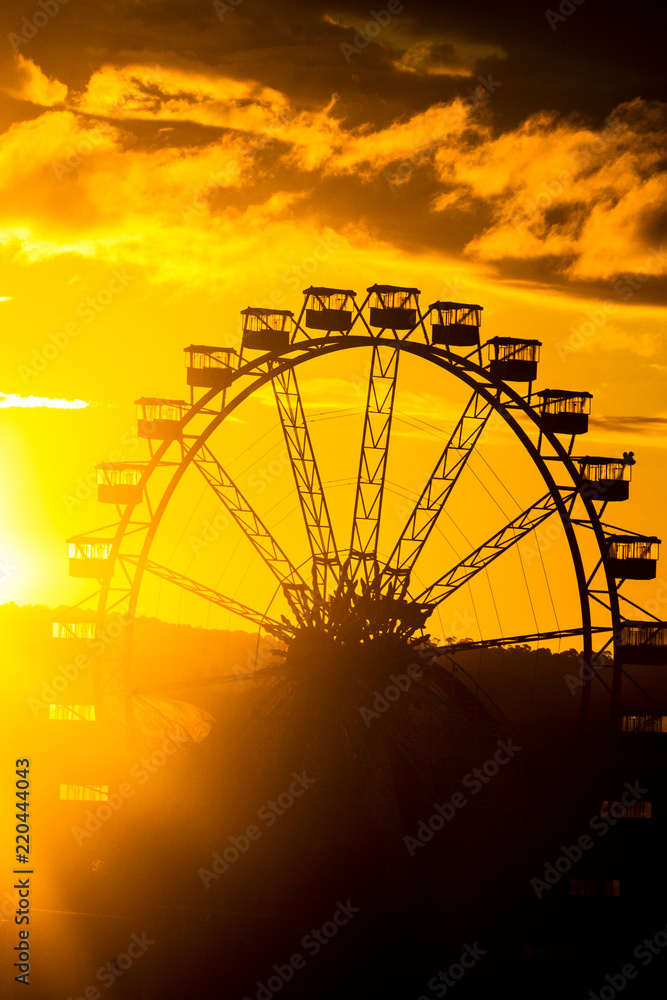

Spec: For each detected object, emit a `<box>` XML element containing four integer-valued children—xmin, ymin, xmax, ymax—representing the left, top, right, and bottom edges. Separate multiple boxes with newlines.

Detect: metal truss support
<box><xmin>345</xmin><ymin>344</ymin><xmax>400</xmax><ymax>588</ymax></box>
<box><xmin>120</xmin><ymin>555</ymin><xmax>293</xmax><ymax>637</ymax></box>
<box><xmin>271</xmin><ymin>364</ymin><xmax>340</xmax><ymax>599</ymax></box>
<box><xmin>383</xmin><ymin>390</ymin><xmax>494</xmax><ymax>593</ymax></box>
<box><xmin>439</xmin><ymin>625</ymin><xmax>610</xmax><ymax>654</ymax></box>
<box><xmin>417</xmin><ymin>489</ymin><xmax>577</xmax><ymax>607</ymax></box>
<box><xmin>192</xmin><ymin>445</ymin><xmax>312</xmax><ymax>623</ymax></box>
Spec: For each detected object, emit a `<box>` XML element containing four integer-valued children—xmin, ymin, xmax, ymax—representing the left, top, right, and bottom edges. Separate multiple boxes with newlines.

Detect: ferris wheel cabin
<box><xmin>67</xmin><ymin>538</ymin><xmax>112</xmax><ymax>578</ymax></box>
<box><xmin>486</xmin><ymin>338</ymin><xmax>541</xmax><ymax>382</ymax></box>
<box><xmin>578</xmin><ymin>457</ymin><xmax>631</xmax><ymax>502</ymax></box>
<box><xmin>135</xmin><ymin>398</ymin><xmax>189</xmax><ymax>439</ymax></box>
<box><xmin>52</xmin><ymin>621</ymin><xmax>97</xmax><ymax>641</ymax></box>
<box><xmin>537</xmin><ymin>390</ymin><xmax>592</xmax><ymax>435</ymax></box>
<box><xmin>96</xmin><ymin>463</ymin><xmax>143</xmax><ymax>505</ymax></box>
<box><xmin>619</xmin><ymin>714</ymin><xmax>667</xmax><ymax>751</ymax></box>
<box><xmin>604</xmin><ymin>535</ymin><xmax>660</xmax><ymax>580</ymax></box>
<box><xmin>617</xmin><ymin>622</ymin><xmax>667</xmax><ymax>665</ymax></box>
<box><xmin>184</xmin><ymin>345</ymin><xmax>239</xmax><ymax>388</ymax></box>
<box><xmin>241</xmin><ymin>308</ymin><xmax>293</xmax><ymax>352</ymax></box>
<box><xmin>430</xmin><ymin>301</ymin><xmax>482</xmax><ymax>347</ymax></box>
<box><xmin>367</xmin><ymin>284</ymin><xmax>419</xmax><ymax>330</ymax></box>
<box><xmin>303</xmin><ymin>287</ymin><xmax>355</xmax><ymax>331</ymax></box>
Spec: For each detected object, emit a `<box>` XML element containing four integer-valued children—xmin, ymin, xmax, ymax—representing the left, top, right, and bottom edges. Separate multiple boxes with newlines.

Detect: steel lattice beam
<box><xmin>271</xmin><ymin>365</ymin><xmax>340</xmax><ymax>598</ymax></box>
<box><xmin>346</xmin><ymin>344</ymin><xmax>400</xmax><ymax>587</ymax></box>
<box><xmin>438</xmin><ymin>625</ymin><xmax>610</xmax><ymax>654</ymax></box>
<box><xmin>120</xmin><ymin>555</ymin><xmax>292</xmax><ymax>636</ymax></box>
<box><xmin>383</xmin><ymin>390</ymin><xmax>494</xmax><ymax>592</ymax></box>
<box><xmin>193</xmin><ymin>445</ymin><xmax>312</xmax><ymax>623</ymax></box>
<box><xmin>417</xmin><ymin>489</ymin><xmax>577</xmax><ymax>607</ymax></box>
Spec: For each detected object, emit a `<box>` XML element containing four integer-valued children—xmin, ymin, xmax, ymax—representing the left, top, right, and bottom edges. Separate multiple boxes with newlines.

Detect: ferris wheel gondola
<box><xmin>59</xmin><ymin>281</ymin><xmax>664</xmax><ymax>750</ymax></box>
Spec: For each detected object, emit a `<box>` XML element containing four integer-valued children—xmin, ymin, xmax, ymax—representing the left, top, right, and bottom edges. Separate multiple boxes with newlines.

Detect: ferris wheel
<box><xmin>60</xmin><ymin>283</ymin><xmax>666</xmax><ymax>747</ymax></box>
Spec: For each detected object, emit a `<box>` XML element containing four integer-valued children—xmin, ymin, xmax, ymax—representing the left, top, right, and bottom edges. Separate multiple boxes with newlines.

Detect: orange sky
<box><xmin>0</xmin><ymin>1</ymin><xmax>665</xmax><ymax>646</ymax></box>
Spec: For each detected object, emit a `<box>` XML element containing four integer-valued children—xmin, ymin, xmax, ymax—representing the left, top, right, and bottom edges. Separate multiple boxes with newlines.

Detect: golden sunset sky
<box><xmin>0</xmin><ymin>0</ymin><xmax>665</xmax><ymax>643</ymax></box>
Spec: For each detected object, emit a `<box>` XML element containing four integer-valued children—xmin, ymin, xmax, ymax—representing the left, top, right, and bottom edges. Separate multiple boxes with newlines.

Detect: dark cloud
<box><xmin>3</xmin><ymin>0</ymin><xmax>662</xmax><ymax>123</ymax></box>
<box><xmin>0</xmin><ymin>0</ymin><xmax>664</xmax><ymax>301</ymax></box>
<box><xmin>589</xmin><ymin>416</ymin><xmax>667</xmax><ymax>434</ymax></box>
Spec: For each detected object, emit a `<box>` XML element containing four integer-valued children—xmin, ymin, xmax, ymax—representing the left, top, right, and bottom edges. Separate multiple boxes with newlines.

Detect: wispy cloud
<box><xmin>433</xmin><ymin>98</ymin><xmax>667</xmax><ymax>281</ymax></box>
<box><xmin>0</xmin><ymin>54</ymin><xmax>665</xmax><ymax>303</ymax></box>
<box><xmin>0</xmin><ymin>392</ymin><xmax>89</xmax><ymax>409</ymax></box>
<box><xmin>589</xmin><ymin>414</ymin><xmax>667</xmax><ymax>434</ymax></box>
<box><xmin>0</xmin><ymin>55</ymin><xmax>67</xmax><ymax>107</ymax></box>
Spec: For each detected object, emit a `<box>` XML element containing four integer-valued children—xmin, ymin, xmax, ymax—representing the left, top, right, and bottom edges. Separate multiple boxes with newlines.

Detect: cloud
<box><xmin>68</xmin><ymin>60</ymin><xmax>477</xmax><ymax>176</ymax></box>
<box><xmin>561</xmin><ymin>323</ymin><xmax>661</xmax><ymax>358</ymax></box>
<box><xmin>432</xmin><ymin>99</ymin><xmax>667</xmax><ymax>281</ymax></box>
<box><xmin>589</xmin><ymin>415</ymin><xmax>667</xmax><ymax>434</ymax></box>
<box><xmin>0</xmin><ymin>56</ymin><xmax>665</xmax><ymax>306</ymax></box>
<box><xmin>73</xmin><ymin>61</ymin><xmax>288</xmax><ymax>127</ymax></box>
<box><xmin>0</xmin><ymin>55</ymin><xmax>67</xmax><ymax>107</ymax></box>
<box><xmin>393</xmin><ymin>38</ymin><xmax>507</xmax><ymax>78</ymax></box>
<box><xmin>0</xmin><ymin>103</ymin><xmax>271</xmax><ymax>273</ymax></box>
<box><xmin>0</xmin><ymin>392</ymin><xmax>89</xmax><ymax>408</ymax></box>
<box><xmin>68</xmin><ymin>58</ymin><xmax>496</xmax><ymax>176</ymax></box>
<box><xmin>320</xmin><ymin>100</ymin><xmax>473</xmax><ymax>176</ymax></box>
<box><xmin>324</xmin><ymin>12</ymin><xmax>506</xmax><ymax>78</ymax></box>
<box><xmin>585</xmin><ymin>414</ymin><xmax>667</xmax><ymax>451</ymax></box>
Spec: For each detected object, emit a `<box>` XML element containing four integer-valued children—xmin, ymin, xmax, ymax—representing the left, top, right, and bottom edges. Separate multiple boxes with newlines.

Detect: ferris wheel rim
<box><xmin>89</xmin><ymin>333</ymin><xmax>620</xmax><ymax>741</ymax></box>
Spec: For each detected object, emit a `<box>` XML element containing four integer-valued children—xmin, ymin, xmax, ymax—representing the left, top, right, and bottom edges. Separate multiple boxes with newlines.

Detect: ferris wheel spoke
<box><xmin>416</xmin><ymin>488</ymin><xmax>577</xmax><ymax>607</ymax></box>
<box><xmin>439</xmin><ymin>625</ymin><xmax>610</xmax><ymax>654</ymax></box>
<box><xmin>192</xmin><ymin>444</ymin><xmax>312</xmax><ymax>623</ymax></box>
<box><xmin>382</xmin><ymin>390</ymin><xmax>494</xmax><ymax>592</ymax></box>
<box><xmin>345</xmin><ymin>343</ymin><xmax>400</xmax><ymax>589</ymax></box>
<box><xmin>119</xmin><ymin>555</ymin><xmax>293</xmax><ymax>637</ymax></box>
<box><xmin>271</xmin><ymin>364</ymin><xmax>341</xmax><ymax>599</ymax></box>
